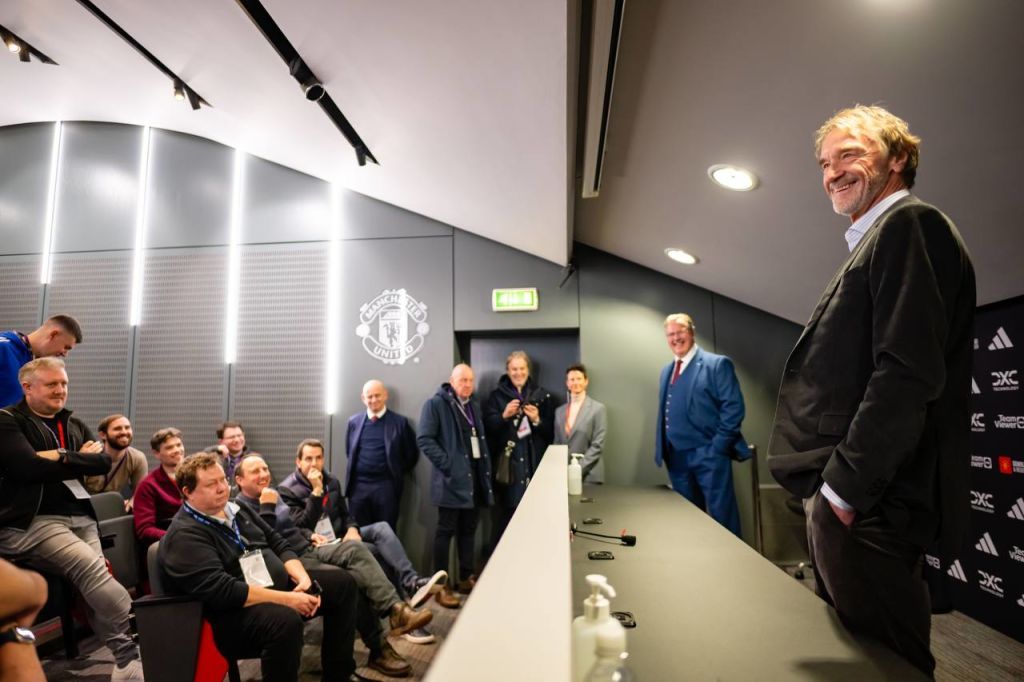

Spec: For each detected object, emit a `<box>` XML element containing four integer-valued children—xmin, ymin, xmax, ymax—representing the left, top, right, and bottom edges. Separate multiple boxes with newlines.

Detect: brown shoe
<box><xmin>389</xmin><ymin>601</ymin><xmax>433</xmax><ymax>637</ymax></box>
<box><xmin>434</xmin><ymin>585</ymin><xmax>461</xmax><ymax>609</ymax></box>
<box><xmin>368</xmin><ymin>640</ymin><xmax>411</xmax><ymax>678</ymax></box>
<box><xmin>455</xmin><ymin>575</ymin><xmax>476</xmax><ymax>595</ymax></box>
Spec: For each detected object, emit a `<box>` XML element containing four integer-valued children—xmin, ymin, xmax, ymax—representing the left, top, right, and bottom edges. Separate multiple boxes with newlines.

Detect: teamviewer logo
<box><xmin>975</xmin><ymin>532</ymin><xmax>999</xmax><ymax>556</ymax></box>
<box><xmin>988</xmin><ymin>327</ymin><xmax>1014</xmax><ymax>350</ymax></box>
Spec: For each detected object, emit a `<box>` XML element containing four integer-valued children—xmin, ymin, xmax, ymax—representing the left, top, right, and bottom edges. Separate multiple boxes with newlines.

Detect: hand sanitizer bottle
<box><xmin>568</xmin><ymin>453</ymin><xmax>584</xmax><ymax>496</ymax></box>
<box><xmin>584</xmin><ymin>627</ymin><xmax>634</xmax><ymax>681</ymax></box>
<box><xmin>572</xmin><ymin>574</ymin><xmax>624</xmax><ymax>682</ymax></box>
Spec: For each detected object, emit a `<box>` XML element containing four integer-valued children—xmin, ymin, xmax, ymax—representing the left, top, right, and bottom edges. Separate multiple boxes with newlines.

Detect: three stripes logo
<box><xmin>1008</xmin><ymin>498</ymin><xmax>1024</xmax><ymax>521</ymax></box>
<box><xmin>975</xmin><ymin>532</ymin><xmax>998</xmax><ymax>556</ymax></box>
<box><xmin>988</xmin><ymin>327</ymin><xmax>1014</xmax><ymax>350</ymax></box>
<box><xmin>1018</xmin><ymin>595</ymin><xmax>1024</xmax><ymax>608</ymax></box>
<box><xmin>947</xmin><ymin>560</ymin><xmax>967</xmax><ymax>582</ymax></box>
<box><xmin>971</xmin><ymin>377</ymin><xmax>981</xmax><ymax>394</ymax></box>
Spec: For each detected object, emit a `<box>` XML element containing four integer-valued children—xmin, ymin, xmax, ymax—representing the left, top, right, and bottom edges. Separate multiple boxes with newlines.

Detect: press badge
<box><xmin>517</xmin><ymin>418</ymin><xmax>532</xmax><ymax>439</ymax></box>
<box><xmin>239</xmin><ymin>550</ymin><xmax>274</xmax><ymax>587</ymax></box>
<box><xmin>315</xmin><ymin>515</ymin><xmax>336</xmax><ymax>541</ymax></box>
<box><xmin>63</xmin><ymin>479</ymin><xmax>92</xmax><ymax>500</ymax></box>
<box><xmin>470</xmin><ymin>429</ymin><xmax>481</xmax><ymax>459</ymax></box>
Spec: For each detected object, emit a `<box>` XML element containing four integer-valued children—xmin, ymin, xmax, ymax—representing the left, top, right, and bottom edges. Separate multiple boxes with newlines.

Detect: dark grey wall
<box><xmin>0</xmin><ymin>121</ymin><xmax>802</xmax><ymax>568</ymax></box>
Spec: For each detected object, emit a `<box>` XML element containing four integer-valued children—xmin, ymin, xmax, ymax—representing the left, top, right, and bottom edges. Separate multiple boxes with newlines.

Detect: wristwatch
<box><xmin>56</xmin><ymin>447</ymin><xmax>68</xmax><ymax>463</ymax></box>
<box><xmin>0</xmin><ymin>626</ymin><xmax>36</xmax><ymax>646</ymax></box>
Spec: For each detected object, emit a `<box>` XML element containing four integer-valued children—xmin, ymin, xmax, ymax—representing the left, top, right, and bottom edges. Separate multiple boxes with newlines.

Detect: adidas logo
<box><xmin>972</xmin><ymin>377</ymin><xmax>981</xmax><ymax>394</ymax></box>
<box><xmin>988</xmin><ymin>327</ymin><xmax>1014</xmax><ymax>350</ymax></box>
<box><xmin>947</xmin><ymin>559</ymin><xmax>967</xmax><ymax>582</ymax></box>
<box><xmin>975</xmin><ymin>532</ymin><xmax>998</xmax><ymax>556</ymax></box>
<box><xmin>1008</xmin><ymin>498</ymin><xmax>1024</xmax><ymax>521</ymax></box>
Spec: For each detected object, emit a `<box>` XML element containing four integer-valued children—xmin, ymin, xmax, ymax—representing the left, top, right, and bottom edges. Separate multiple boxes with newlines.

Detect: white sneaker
<box><xmin>402</xmin><ymin>626</ymin><xmax>436</xmax><ymax>645</ymax></box>
<box><xmin>408</xmin><ymin>569</ymin><xmax>448</xmax><ymax>608</ymax></box>
<box><xmin>111</xmin><ymin>658</ymin><xmax>145</xmax><ymax>681</ymax></box>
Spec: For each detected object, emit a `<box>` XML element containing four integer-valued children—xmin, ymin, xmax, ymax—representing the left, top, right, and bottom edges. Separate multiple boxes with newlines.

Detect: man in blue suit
<box><xmin>345</xmin><ymin>380</ymin><xmax>419</xmax><ymax>531</ymax></box>
<box><xmin>655</xmin><ymin>313</ymin><xmax>749</xmax><ymax>536</ymax></box>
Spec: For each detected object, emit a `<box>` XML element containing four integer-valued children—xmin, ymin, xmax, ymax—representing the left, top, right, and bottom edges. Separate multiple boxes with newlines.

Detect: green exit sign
<box><xmin>492</xmin><ymin>287</ymin><xmax>539</xmax><ymax>312</ymax></box>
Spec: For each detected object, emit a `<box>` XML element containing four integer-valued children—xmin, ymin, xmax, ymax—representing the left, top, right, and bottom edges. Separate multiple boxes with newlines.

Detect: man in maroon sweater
<box><xmin>133</xmin><ymin>427</ymin><xmax>185</xmax><ymax>547</ymax></box>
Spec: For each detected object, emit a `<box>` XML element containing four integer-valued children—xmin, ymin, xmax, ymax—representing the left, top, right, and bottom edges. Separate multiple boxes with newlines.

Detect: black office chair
<box><xmin>90</xmin><ymin>492</ymin><xmax>140</xmax><ymax>590</ymax></box>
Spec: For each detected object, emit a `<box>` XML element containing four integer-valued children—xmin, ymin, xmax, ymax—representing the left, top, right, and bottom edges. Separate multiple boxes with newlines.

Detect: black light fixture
<box><xmin>74</xmin><ymin>0</ymin><xmax>210</xmax><ymax>110</ymax></box>
<box><xmin>0</xmin><ymin>24</ymin><xmax>59</xmax><ymax>65</ymax></box>
<box><xmin>234</xmin><ymin>0</ymin><xmax>379</xmax><ymax>166</ymax></box>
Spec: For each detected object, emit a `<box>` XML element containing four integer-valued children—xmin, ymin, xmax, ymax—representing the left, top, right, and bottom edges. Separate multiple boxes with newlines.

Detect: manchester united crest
<box><xmin>355</xmin><ymin>288</ymin><xmax>430</xmax><ymax>365</ymax></box>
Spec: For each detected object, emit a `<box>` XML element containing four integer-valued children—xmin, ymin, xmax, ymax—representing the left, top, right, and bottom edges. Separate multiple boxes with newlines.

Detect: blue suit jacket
<box><xmin>655</xmin><ymin>347</ymin><xmax>750</xmax><ymax>466</ymax></box>
<box><xmin>344</xmin><ymin>409</ymin><xmax>419</xmax><ymax>498</ymax></box>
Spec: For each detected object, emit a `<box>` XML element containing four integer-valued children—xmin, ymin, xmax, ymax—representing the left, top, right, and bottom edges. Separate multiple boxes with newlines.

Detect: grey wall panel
<box><xmin>243</xmin><ymin>158</ymin><xmax>330</xmax><ymax>244</ymax></box>
<box><xmin>0</xmin><ymin>123</ymin><xmax>53</xmax><ymax>255</ymax></box>
<box><xmin>332</xmin><ymin>235</ymin><xmax>454</xmax><ymax>571</ymax></box>
<box><xmin>54</xmin><ymin>123</ymin><xmax>141</xmax><ymax>253</ymax></box>
<box><xmin>44</xmin><ymin>251</ymin><xmax>134</xmax><ymax>430</ymax></box>
<box><xmin>465</xmin><ymin>332</ymin><xmax>577</xmax><ymax>405</ymax></box>
<box><xmin>231</xmin><ymin>243</ymin><xmax>329</xmax><ymax>481</ymax></box>
<box><xmin>0</xmin><ymin>256</ymin><xmax>42</xmax><ymax>330</ymax></box>
<box><xmin>131</xmin><ymin>248</ymin><xmax>228</xmax><ymax>452</ymax></box>
<box><xmin>577</xmin><ymin>245</ymin><xmax>713</xmax><ymax>488</ymax></box>
<box><xmin>340</xmin><ymin>189</ymin><xmax>452</xmax><ymax>240</ymax></box>
<box><xmin>454</xmin><ymin>230</ymin><xmax>579</xmax><ymax>331</ymax></box>
<box><xmin>146</xmin><ymin>130</ymin><xmax>233</xmax><ymax>248</ymax></box>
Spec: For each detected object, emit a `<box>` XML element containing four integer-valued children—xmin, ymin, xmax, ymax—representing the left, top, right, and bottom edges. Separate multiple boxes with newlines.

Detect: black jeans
<box><xmin>208</xmin><ymin>565</ymin><xmax>358</xmax><ymax>681</ymax></box>
<box><xmin>434</xmin><ymin>506</ymin><xmax>479</xmax><ymax>581</ymax></box>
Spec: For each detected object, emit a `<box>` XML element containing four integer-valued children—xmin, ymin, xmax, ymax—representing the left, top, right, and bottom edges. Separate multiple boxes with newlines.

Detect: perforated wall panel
<box><xmin>0</xmin><ymin>256</ymin><xmax>41</xmax><ymax>331</ymax></box>
<box><xmin>132</xmin><ymin>248</ymin><xmax>228</xmax><ymax>452</ymax></box>
<box><xmin>45</xmin><ymin>251</ymin><xmax>133</xmax><ymax>430</ymax></box>
<box><xmin>232</xmin><ymin>243</ymin><xmax>328</xmax><ymax>480</ymax></box>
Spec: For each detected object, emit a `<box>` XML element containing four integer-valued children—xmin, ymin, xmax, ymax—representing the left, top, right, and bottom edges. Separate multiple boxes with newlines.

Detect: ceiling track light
<box><xmin>234</xmin><ymin>0</ymin><xmax>379</xmax><ymax>167</ymax></box>
<box><xmin>0</xmin><ymin>24</ymin><xmax>59</xmax><ymax>65</ymax></box>
<box><xmin>74</xmin><ymin>0</ymin><xmax>210</xmax><ymax>111</ymax></box>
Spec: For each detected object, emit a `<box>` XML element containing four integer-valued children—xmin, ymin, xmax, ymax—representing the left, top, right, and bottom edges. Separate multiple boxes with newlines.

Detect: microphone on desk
<box><xmin>570</xmin><ymin>523</ymin><xmax>637</xmax><ymax>546</ymax></box>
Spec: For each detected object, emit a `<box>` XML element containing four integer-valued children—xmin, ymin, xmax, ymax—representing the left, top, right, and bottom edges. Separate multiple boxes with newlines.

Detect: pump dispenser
<box><xmin>568</xmin><ymin>453</ymin><xmax>584</xmax><ymax>495</ymax></box>
<box><xmin>572</xmin><ymin>574</ymin><xmax>625</xmax><ymax>682</ymax></box>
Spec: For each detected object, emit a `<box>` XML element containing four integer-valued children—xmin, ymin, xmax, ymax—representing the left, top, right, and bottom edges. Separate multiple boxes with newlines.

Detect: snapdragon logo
<box><xmin>970</xmin><ymin>491</ymin><xmax>995</xmax><ymax>513</ymax></box>
<box><xmin>970</xmin><ymin>455</ymin><xmax>991</xmax><ymax>470</ymax></box>
<box><xmin>975</xmin><ymin>532</ymin><xmax>998</xmax><ymax>556</ymax></box>
<box><xmin>994</xmin><ymin>414</ymin><xmax>1024</xmax><ymax>430</ymax></box>
<box><xmin>1008</xmin><ymin>498</ymin><xmax>1024</xmax><ymax>521</ymax></box>
<box><xmin>978</xmin><ymin>570</ymin><xmax>1004</xmax><ymax>598</ymax></box>
<box><xmin>970</xmin><ymin>413</ymin><xmax>985</xmax><ymax>432</ymax></box>
<box><xmin>947</xmin><ymin>560</ymin><xmax>967</xmax><ymax>582</ymax></box>
<box><xmin>988</xmin><ymin>327</ymin><xmax>1014</xmax><ymax>350</ymax></box>
<box><xmin>1010</xmin><ymin>546</ymin><xmax>1024</xmax><ymax>564</ymax></box>
<box><xmin>992</xmin><ymin>370</ymin><xmax>1019</xmax><ymax>392</ymax></box>
<box><xmin>924</xmin><ymin>554</ymin><xmax>940</xmax><ymax>570</ymax></box>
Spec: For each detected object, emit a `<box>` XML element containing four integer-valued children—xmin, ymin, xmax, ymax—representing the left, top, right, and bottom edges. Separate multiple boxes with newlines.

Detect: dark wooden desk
<box><xmin>570</xmin><ymin>485</ymin><xmax>926</xmax><ymax>681</ymax></box>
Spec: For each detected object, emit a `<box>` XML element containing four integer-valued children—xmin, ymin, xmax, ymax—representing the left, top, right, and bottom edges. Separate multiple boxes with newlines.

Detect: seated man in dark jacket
<box><xmin>234</xmin><ymin>454</ymin><xmax>425</xmax><ymax>677</ymax></box>
<box><xmin>159</xmin><ymin>452</ymin><xmax>358</xmax><ymax>682</ymax></box>
<box><xmin>0</xmin><ymin>358</ymin><xmax>143</xmax><ymax>681</ymax></box>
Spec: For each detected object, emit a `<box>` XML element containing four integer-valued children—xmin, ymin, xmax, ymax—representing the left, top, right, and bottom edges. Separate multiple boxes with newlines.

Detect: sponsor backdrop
<box><xmin>931</xmin><ymin>297</ymin><xmax>1024</xmax><ymax>642</ymax></box>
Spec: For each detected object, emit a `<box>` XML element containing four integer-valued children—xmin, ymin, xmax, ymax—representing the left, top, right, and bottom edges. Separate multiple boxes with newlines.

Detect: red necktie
<box><xmin>370</xmin><ymin>415</ymin><xmax>379</xmax><ymax>423</ymax></box>
<box><xmin>670</xmin><ymin>359</ymin><xmax>682</xmax><ymax>385</ymax></box>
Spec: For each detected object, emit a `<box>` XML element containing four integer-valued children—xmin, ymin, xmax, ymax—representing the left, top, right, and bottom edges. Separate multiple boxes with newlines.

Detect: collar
<box><xmin>366</xmin><ymin>407</ymin><xmax>387</xmax><ymax>420</ymax></box>
<box><xmin>570</xmin><ymin>391</ymin><xmax>587</xmax><ymax>404</ymax></box>
<box><xmin>675</xmin><ymin>344</ymin><xmax>699</xmax><ymax>365</ymax></box>
<box><xmin>844</xmin><ymin>189</ymin><xmax>910</xmax><ymax>251</ymax></box>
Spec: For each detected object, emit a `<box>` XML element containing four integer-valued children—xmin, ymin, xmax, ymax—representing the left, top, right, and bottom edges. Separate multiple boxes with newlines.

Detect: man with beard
<box><xmin>84</xmin><ymin>414</ymin><xmax>149</xmax><ymax>509</ymax></box>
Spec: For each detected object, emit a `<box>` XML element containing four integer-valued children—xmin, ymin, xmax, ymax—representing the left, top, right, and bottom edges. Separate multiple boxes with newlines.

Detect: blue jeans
<box><xmin>0</xmin><ymin>515</ymin><xmax>138</xmax><ymax>666</ymax></box>
<box><xmin>358</xmin><ymin>521</ymin><xmax>419</xmax><ymax>595</ymax></box>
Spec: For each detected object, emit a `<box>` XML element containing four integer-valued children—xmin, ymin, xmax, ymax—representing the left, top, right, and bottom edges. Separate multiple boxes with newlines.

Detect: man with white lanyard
<box><xmin>160</xmin><ymin>452</ymin><xmax>361</xmax><ymax>682</ymax></box>
<box><xmin>417</xmin><ymin>364</ymin><xmax>495</xmax><ymax>605</ymax></box>
<box><xmin>0</xmin><ymin>358</ymin><xmax>144</xmax><ymax>681</ymax></box>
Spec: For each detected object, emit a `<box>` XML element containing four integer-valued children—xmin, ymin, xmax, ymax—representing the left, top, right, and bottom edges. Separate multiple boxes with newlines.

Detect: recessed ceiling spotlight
<box><xmin>665</xmin><ymin>248</ymin><xmax>699</xmax><ymax>265</ymax></box>
<box><xmin>6</xmin><ymin>39</ymin><xmax>20</xmax><ymax>53</ymax></box>
<box><xmin>708</xmin><ymin>164</ymin><xmax>758</xmax><ymax>191</ymax></box>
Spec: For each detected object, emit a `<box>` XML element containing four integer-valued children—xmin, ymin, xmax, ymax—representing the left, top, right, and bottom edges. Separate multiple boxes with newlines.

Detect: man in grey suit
<box><xmin>767</xmin><ymin>105</ymin><xmax>975</xmax><ymax>677</ymax></box>
<box><xmin>554</xmin><ymin>364</ymin><xmax>607</xmax><ymax>483</ymax></box>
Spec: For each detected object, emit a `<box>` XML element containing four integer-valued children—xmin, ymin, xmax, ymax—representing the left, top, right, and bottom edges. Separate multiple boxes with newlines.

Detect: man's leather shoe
<box><xmin>368</xmin><ymin>641</ymin><xmax>411</xmax><ymax>678</ymax></box>
<box><xmin>434</xmin><ymin>585</ymin><xmax>461</xmax><ymax>609</ymax></box>
<box><xmin>389</xmin><ymin>601</ymin><xmax>433</xmax><ymax>637</ymax></box>
<box><xmin>455</xmin><ymin>575</ymin><xmax>476</xmax><ymax>595</ymax></box>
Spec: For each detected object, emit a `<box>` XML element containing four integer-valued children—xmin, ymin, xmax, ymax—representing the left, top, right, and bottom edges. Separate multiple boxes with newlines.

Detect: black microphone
<box><xmin>571</xmin><ymin>523</ymin><xmax>637</xmax><ymax>546</ymax></box>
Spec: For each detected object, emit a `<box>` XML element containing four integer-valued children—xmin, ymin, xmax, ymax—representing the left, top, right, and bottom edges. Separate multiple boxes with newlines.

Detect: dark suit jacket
<box><xmin>768</xmin><ymin>195</ymin><xmax>975</xmax><ymax>557</ymax></box>
<box><xmin>655</xmin><ymin>347</ymin><xmax>750</xmax><ymax>467</ymax></box>
<box><xmin>344</xmin><ymin>409</ymin><xmax>418</xmax><ymax>498</ymax></box>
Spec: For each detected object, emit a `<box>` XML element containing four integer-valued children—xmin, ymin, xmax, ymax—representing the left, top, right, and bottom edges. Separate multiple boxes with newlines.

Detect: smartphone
<box><xmin>587</xmin><ymin>550</ymin><xmax>614</xmax><ymax>560</ymax></box>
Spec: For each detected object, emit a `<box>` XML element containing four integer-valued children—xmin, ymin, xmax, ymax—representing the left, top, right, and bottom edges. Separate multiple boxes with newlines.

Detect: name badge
<box><xmin>517</xmin><ymin>418</ymin><xmax>532</xmax><ymax>440</ymax></box>
<box><xmin>470</xmin><ymin>435</ymin><xmax>481</xmax><ymax>460</ymax></box>
<box><xmin>315</xmin><ymin>515</ymin><xmax>336</xmax><ymax>541</ymax></box>
<box><xmin>239</xmin><ymin>549</ymin><xmax>274</xmax><ymax>587</ymax></box>
<box><xmin>63</xmin><ymin>479</ymin><xmax>91</xmax><ymax>500</ymax></box>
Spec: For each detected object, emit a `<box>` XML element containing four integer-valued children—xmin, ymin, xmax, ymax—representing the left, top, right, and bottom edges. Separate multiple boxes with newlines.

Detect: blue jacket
<box><xmin>344</xmin><ymin>409</ymin><xmax>419</xmax><ymax>498</ymax></box>
<box><xmin>655</xmin><ymin>347</ymin><xmax>750</xmax><ymax>466</ymax></box>
<box><xmin>416</xmin><ymin>384</ymin><xmax>494</xmax><ymax>509</ymax></box>
<box><xmin>278</xmin><ymin>468</ymin><xmax>359</xmax><ymax>538</ymax></box>
<box><xmin>0</xmin><ymin>331</ymin><xmax>32</xmax><ymax>409</ymax></box>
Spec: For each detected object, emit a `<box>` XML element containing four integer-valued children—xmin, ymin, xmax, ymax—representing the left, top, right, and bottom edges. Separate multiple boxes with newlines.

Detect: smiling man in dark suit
<box><xmin>767</xmin><ymin>105</ymin><xmax>975</xmax><ymax>677</ymax></box>
<box><xmin>655</xmin><ymin>314</ymin><xmax>750</xmax><ymax>536</ymax></box>
<box><xmin>344</xmin><ymin>380</ymin><xmax>419</xmax><ymax>531</ymax></box>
